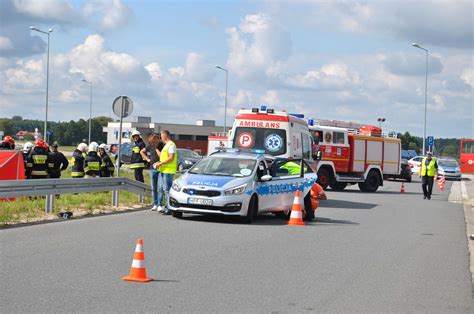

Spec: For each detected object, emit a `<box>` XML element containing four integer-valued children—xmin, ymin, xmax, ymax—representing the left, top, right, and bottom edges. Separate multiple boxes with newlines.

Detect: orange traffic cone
<box><xmin>400</xmin><ymin>182</ymin><xmax>405</xmax><ymax>193</ymax></box>
<box><xmin>438</xmin><ymin>176</ymin><xmax>446</xmax><ymax>191</ymax></box>
<box><xmin>288</xmin><ymin>190</ymin><xmax>305</xmax><ymax>226</ymax></box>
<box><xmin>122</xmin><ymin>239</ymin><xmax>153</xmax><ymax>282</ymax></box>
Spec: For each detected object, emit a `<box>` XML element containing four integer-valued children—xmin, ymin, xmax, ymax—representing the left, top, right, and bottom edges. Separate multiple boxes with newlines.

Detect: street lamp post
<box><xmin>412</xmin><ymin>43</ymin><xmax>429</xmax><ymax>155</ymax></box>
<box><xmin>377</xmin><ymin>118</ymin><xmax>386</xmax><ymax>128</ymax></box>
<box><xmin>81</xmin><ymin>79</ymin><xmax>93</xmax><ymax>144</ymax></box>
<box><xmin>30</xmin><ymin>26</ymin><xmax>53</xmax><ymax>142</ymax></box>
<box><xmin>215</xmin><ymin>65</ymin><xmax>228</xmax><ymax>134</ymax></box>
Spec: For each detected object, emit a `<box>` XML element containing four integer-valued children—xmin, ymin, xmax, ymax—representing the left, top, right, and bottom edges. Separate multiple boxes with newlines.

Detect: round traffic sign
<box><xmin>237</xmin><ymin>132</ymin><xmax>254</xmax><ymax>148</ymax></box>
<box><xmin>112</xmin><ymin>96</ymin><xmax>134</xmax><ymax>118</ymax></box>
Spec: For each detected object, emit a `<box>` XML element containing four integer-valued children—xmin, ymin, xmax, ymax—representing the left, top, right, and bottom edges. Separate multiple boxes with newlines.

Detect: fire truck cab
<box><xmin>229</xmin><ymin>106</ymin><xmax>314</xmax><ymax>160</ymax></box>
<box><xmin>310</xmin><ymin>124</ymin><xmax>401</xmax><ymax>192</ymax></box>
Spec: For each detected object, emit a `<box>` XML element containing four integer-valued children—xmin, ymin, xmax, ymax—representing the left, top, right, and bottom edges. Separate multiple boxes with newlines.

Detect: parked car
<box><xmin>169</xmin><ymin>148</ymin><xmax>318</xmax><ymax>223</ymax></box>
<box><xmin>408</xmin><ymin>156</ymin><xmax>424</xmax><ymax>174</ymax></box>
<box><xmin>437</xmin><ymin>159</ymin><xmax>462</xmax><ymax>180</ymax></box>
<box><xmin>177</xmin><ymin>149</ymin><xmax>202</xmax><ymax>172</ymax></box>
<box><xmin>386</xmin><ymin>158</ymin><xmax>412</xmax><ymax>182</ymax></box>
<box><xmin>401</xmin><ymin>149</ymin><xmax>418</xmax><ymax>160</ymax></box>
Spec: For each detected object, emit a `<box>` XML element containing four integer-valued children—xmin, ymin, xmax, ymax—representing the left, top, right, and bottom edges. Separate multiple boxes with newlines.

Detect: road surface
<box><xmin>1</xmin><ymin>179</ymin><xmax>472</xmax><ymax>312</ymax></box>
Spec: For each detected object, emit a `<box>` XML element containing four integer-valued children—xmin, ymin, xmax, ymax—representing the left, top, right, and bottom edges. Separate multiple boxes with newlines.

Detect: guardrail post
<box><xmin>45</xmin><ymin>194</ymin><xmax>54</xmax><ymax>213</ymax></box>
<box><xmin>139</xmin><ymin>195</ymin><xmax>144</xmax><ymax>204</ymax></box>
<box><xmin>112</xmin><ymin>190</ymin><xmax>119</xmax><ymax>207</ymax></box>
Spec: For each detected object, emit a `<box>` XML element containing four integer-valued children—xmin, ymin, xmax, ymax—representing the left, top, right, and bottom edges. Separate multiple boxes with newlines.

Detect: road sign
<box><xmin>112</xmin><ymin>96</ymin><xmax>134</xmax><ymax>118</ymax></box>
<box><xmin>427</xmin><ymin>136</ymin><xmax>434</xmax><ymax>146</ymax></box>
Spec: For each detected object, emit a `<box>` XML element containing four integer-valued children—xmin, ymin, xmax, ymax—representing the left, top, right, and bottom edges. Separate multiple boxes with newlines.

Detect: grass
<box><xmin>0</xmin><ymin>167</ymin><xmax>156</xmax><ymax>226</ymax></box>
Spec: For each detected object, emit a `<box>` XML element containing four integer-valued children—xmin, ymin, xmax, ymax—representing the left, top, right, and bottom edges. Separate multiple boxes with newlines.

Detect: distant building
<box><xmin>103</xmin><ymin>117</ymin><xmax>227</xmax><ymax>155</ymax></box>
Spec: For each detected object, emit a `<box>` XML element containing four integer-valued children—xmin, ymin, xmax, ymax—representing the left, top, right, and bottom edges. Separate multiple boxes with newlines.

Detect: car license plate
<box><xmin>187</xmin><ymin>197</ymin><xmax>213</xmax><ymax>206</ymax></box>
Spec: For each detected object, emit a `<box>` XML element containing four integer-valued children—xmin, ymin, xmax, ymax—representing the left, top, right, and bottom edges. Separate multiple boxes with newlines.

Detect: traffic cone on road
<box><xmin>122</xmin><ymin>239</ymin><xmax>153</xmax><ymax>282</ymax></box>
<box><xmin>400</xmin><ymin>182</ymin><xmax>405</xmax><ymax>193</ymax></box>
<box><xmin>438</xmin><ymin>176</ymin><xmax>446</xmax><ymax>191</ymax></box>
<box><xmin>288</xmin><ymin>190</ymin><xmax>305</xmax><ymax>226</ymax></box>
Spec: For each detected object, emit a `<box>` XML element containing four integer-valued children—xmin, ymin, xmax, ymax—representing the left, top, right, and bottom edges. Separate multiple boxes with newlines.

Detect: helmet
<box><xmin>23</xmin><ymin>142</ymin><xmax>34</xmax><ymax>152</ymax></box>
<box><xmin>34</xmin><ymin>139</ymin><xmax>45</xmax><ymax>147</ymax></box>
<box><xmin>89</xmin><ymin>141</ymin><xmax>99</xmax><ymax>152</ymax></box>
<box><xmin>98</xmin><ymin>143</ymin><xmax>107</xmax><ymax>150</ymax></box>
<box><xmin>77</xmin><ymin>143</ymin><xmax>88</xmax><ymax>152</ymax></box>
<box><xmin>3</xmin><ymin>135</ymin><xmax>14</xmax><ymax>146</ymax></box>
<box><xmin>131</xmin><ymin>130</ymin><xmax>141</xmax><ymax>137</ymax></box>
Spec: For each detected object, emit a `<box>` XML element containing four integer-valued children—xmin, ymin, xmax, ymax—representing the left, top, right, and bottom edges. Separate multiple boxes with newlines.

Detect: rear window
<box><xmin>233</xmin><ymin>127</ymin><xmax>287</xmax><ymax>156</ymax></box>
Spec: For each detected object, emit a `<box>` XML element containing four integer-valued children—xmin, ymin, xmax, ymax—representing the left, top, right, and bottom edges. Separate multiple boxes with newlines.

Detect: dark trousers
<box><xmin>422</xmin><ymin>176</ymin><xmax>434</xmax><ymax>197</ymax></box>
<box><xmin>134</xmin><ymin>168</ymin><xmax>144</xmax><ymax>183</ymax></box>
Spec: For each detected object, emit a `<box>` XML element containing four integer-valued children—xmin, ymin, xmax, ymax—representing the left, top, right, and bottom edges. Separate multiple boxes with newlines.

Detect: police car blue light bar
<box><xmin>289</xmin><ymin>113</ymin><xmax>305</xmax><ymax>119</ymax></box>
<box><xmin>307</xmin><ymin>118</ymin><xmax>314</xmax><ymax>126</ymax></box>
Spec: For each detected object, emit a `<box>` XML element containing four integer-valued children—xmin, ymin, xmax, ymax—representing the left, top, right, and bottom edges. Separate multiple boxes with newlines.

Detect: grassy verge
<box><xmin>0</xmin><ymin>168</ymin><xmax>155</xmax><ymax>227</ymax></box>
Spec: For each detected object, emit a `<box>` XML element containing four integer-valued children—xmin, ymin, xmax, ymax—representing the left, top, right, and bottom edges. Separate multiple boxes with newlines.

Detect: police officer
<box><xmin>154</xmin><ymin>130</ymin><xmax>178</xmax><ymax>214</ymax></box>
<box><xmin>419</xmin><ymin>151</ymin><xmax>438</xmax><ymax>200</ymax></box>
<box><xmin>26</xmin><ymin>139</ymin><xmax>52</xmax><ymax>179</ymax></box>
<box><xmin>0</xmin><ymin>136</ymin><xmax>15</xmax><ymax>150</ymax></box>
<box><xmin>130</xmin><ymin>130</ymin><xmax>146</xmax><ymax>182</ymax></box>
<box><xmin>98</xmin><ymin>143</ymin><xmax>115</xmax><ymax>177</ymax></box>
<box><xmin>71</xmin><ymin>143</ymin><xmax>88</xmax><ymax>178</ymax></box>
<box><xmin>48</xmin><ymin>143</ymin><xmax>69</xmax><ymax>179</ymax></box>
<box><xmin>84</xmin><ymin>142</ymin><xmax>101</xmax><ymax>178</ymax></box>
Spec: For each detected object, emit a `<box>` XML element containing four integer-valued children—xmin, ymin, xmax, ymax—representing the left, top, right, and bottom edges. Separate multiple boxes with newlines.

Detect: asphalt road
<box><xmin>1</xmin><ymin>178</ymin><xmax>472</xmax><ymax>313</ymax></box>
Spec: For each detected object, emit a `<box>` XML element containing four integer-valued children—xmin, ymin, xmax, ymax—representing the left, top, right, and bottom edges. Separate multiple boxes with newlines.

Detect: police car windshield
<box><xmin>438</xmin><ymin>160</ymin><xmax>458</xmax><ymax>167</ymax></box>
<box><xmin>189</xmin><ymin>157</ymin><xmax>256</xmax><ymax>177</ymax></box>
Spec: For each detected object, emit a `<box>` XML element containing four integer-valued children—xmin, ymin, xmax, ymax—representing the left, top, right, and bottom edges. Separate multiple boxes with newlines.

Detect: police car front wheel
<box><xmin>242</xmin><ymin>195</ymin><xmax>258</xmax><ymax>224</ymax></box>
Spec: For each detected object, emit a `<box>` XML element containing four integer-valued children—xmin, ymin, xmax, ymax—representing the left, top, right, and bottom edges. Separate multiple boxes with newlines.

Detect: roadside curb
<box><xmin>449</xmin><ymin>175</ymin><xmax>474</xmax><ymax>284</ymax></box>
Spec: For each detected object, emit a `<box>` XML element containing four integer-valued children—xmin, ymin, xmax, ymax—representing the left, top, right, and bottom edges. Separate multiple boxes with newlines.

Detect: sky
<box><xmin>0</xmin><ymin>0</ymin><xmax>472</xmax><ymax>138</ymax></box>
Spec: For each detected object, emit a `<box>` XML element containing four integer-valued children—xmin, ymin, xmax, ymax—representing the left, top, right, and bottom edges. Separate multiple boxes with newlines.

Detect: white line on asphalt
<box><xmin>461</xmin><ymin>180</ymin><xmax>468</xmax><ymax>200</ymax></box>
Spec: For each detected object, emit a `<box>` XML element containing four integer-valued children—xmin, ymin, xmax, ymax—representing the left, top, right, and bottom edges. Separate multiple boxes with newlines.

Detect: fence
<box><xmin>0</xmin><ymin>177</ymin><xmax>151</xmax><ymax>213</ymax></box>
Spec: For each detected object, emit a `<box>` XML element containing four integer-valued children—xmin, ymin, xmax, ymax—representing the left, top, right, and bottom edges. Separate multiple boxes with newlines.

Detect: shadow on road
<box><xmin>335</xmin><ymin>189</ymin><xmax>421</xmax><ymax>195</ymax></box>
<box><xmin>322</xmin><ymin>199</ymin><xmax>377</xmax><ymax>209</ymax></box>
<box><xmin>310</xmin><ymin>216</ymin><xmax>359</xmax><ymax>226</ymax></box>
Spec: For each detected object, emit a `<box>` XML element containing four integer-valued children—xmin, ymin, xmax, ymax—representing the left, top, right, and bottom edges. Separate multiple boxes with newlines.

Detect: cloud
<box><xmin>382</xmin><ymin>53</ymin><xmax>443</xmax><ymax>76</ymax></box>
<box><xmin>83</xmin><ymin>0</ymin><xmax>132</xmax><ymax>30</ymax></box>
<box><xmin>0</xmin><ymin>36</ymin><xmax>14</xmax><ymax>50</ymax></box>
<box><xmin>12</xmin><ymin>0</ymin><xmax>81</xmax><ymax>24</ymax></box>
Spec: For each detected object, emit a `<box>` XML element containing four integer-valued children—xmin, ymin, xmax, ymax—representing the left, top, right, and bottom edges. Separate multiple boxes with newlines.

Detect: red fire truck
<box><xmin>460</xmin><ymin>139</ymin><xmax>474</xmax><ymax>173</ymax></box>
<box><xmin>309</xmin><ymin>122</ymin><xmax>401</xmax><ymax>192</ymax></box>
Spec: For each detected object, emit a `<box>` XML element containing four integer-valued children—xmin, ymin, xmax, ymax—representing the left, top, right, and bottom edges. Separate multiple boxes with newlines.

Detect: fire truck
<box><xmin>309</xmin><ymin>121</ymin><xmax>401</xmax><ymax>192</ymax></box>
<box><xmin>229</xmin><ymin>106</ymin><xmax>314</xmax><ymax>160</ymax></box>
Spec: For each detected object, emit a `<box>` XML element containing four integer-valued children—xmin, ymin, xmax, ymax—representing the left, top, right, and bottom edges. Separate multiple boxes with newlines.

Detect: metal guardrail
<box><xmin>0</xmin><ymin>177</ymin><xmax>151</xmax><ymax>213</ymax></box>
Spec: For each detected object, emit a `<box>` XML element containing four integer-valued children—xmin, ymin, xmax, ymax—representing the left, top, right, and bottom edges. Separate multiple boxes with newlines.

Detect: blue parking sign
<box><xmin>427</xmin><ymin>136</ymin><xmax>434</xmax><ymax>146</ymax></box>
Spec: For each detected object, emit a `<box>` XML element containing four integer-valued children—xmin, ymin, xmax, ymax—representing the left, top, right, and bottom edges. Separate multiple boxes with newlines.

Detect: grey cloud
<box><xmin>383</xmin><ymin>53</ymin><xmax>443</xmax><ymax>76</ymax></box>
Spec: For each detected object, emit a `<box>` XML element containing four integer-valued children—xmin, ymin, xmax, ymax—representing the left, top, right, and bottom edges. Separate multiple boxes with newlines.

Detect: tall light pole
<box><xmin>412</xmin><ymin>42</ymin><xmax>429</xmax><ymax>155</ymax></box>
<box><xmin>215</xmin><ymin>65</ymin><xmax>228</xmax><ymax>134</ymax></box>
<box><xmin>81</xmin><ymin>79</ymin><xmax>93</xmax><ymax>144</ymax></box>
<box><xmin>30</xmin><ymin>26</ymin><xmax>53</xmax><ymax>142</ymax></box>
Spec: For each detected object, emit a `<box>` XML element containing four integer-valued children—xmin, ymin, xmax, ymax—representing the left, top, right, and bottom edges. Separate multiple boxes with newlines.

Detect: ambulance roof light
<box><xmin>308</xmin><ymin>119</ymin><xmax>314</xmax><ymax>126</ymax></box>
<box><xmin>267</xmin><ymin>108</ymin><xmax>274</xmax><ymax>113</ymax></box>
<box><xmin>251</xmin><ymin>108</ymin><xmax>259</xmax><ymax>113</ymax></box>
<box><xmin>260</xmin><ymin>105</ymin><xmax>267</xmax><ymax>111</ymax></box>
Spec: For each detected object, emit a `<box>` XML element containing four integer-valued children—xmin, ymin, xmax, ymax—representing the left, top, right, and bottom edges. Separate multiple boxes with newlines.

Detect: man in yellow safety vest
<box><xmin>153</xmin><ymin>130</ymin><xmax>177</xmax><ymax>215</ymax></box>
<box><xmin>419</xmin><ymin>151</ymin><xmax>438</xmax><ymax>200</ymax></box>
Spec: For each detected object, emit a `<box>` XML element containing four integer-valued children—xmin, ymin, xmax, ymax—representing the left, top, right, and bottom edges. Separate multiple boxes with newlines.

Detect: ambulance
<box><xmin>309</xmin><ymin>122</ymin><xmax>401</xmax><ymax>192</ymax></box>
<box><xmin>229</xmin><ymin>106</ymin><xmax>315</xmax><ymax>160</ymax></box>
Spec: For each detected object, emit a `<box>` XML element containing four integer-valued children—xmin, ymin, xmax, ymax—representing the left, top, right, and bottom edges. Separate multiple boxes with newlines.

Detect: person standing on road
<box><xmin>22</xmin><ymin>142</ymin><xmax>34</xmax><ymax>178</ymax></box>
<box><xmin>141</xmin><ymin>133</ymin><xmax>163</xmax><ymax>210</ymax></box>
<box><xmin>84</xmin><ymin>142</ymin><xmax>102</xmax><ymax>178</ymax></box>
<box><xmin>98</xmin><ymin>144</ymin><xmax>115</xmax><ymax>177</ymax></box>
<box><xmin>419</xmin><ymin>151</ymin><xmax>438</xmax><ymax>200</ymax></box>
<box><xmin>154</xmin><ymin>130</ymin><xmax>177</xmax><ymax>214</ymax></box>
<box><xmin>71</xmin><ymin>143</ymin><xmax>88</xmax><ymax>178</ymax></box>
<box><xmin>130</xmin><ymin>130</ymin><xmax>146</xmax><ymax>182</ymax></box>
<box><xmin>48</xmin><ymin>143</ymin><xmax>69</xmax><ymax>179</ymax></box>
<box><xmin>26</xmin><ymin>139</ymin><xmax>53</xmax><ymax>179</ymax></box>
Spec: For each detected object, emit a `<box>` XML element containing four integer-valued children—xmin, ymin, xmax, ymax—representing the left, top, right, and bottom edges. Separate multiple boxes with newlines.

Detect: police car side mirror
<box><xmin>260</xmin><ymin>175</ymin><xmax>272</xmax><ymax>182</ymax></box>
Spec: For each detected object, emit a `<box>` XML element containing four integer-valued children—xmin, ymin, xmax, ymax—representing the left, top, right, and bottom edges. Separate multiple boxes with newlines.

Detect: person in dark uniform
<box><xmin>0</xmin><ymin>136</ymin><xmax>15</xmax><ymax>150</ymax></box>
<box><xmin>48</xmin><ymin>143</ymin><xmax>69</xmax><ymax>179</ymax></box>
<box><xmin>71</xmin><ymin>143</ymin><xmax>88</xmax><ymax>178</ymax></box>
<box><xmin>22</xmin><ymin>142</ymin><xmax>34</xmax><ymax>179</ymax></box>
<box><xmin>98</xmin><ymin>143</ymin><xmax>115</xmax><ymax>177</ymax></box>
<box><xmin>84</xmin><ymin>142</ymin><xmax>101</xmax><ymax>178</ymax></box>
<box><xmin>26</xmin><ymin>139</ymin><xmax>52</xmax><ymax>179</ymax></box>
<box><xmin>140</xmin><ymin>133</ymin><xmax>164</xmax><ymax>210</ymax></box>
<box><xmin>130</xmin><ymin>130</ymin><xmax>146</xmax><ymax>182</ymax></box>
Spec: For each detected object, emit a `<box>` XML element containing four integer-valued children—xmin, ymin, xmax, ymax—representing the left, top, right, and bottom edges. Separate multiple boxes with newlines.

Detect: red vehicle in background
<box><xmin>460</xmin><ymin>139</ymin><xmax>474</xmax><ymax>173</ymax></box>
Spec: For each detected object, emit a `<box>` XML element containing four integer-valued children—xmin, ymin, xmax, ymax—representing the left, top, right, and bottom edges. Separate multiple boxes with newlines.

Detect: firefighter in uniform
<box><xmin>22</xmin><ymin>142</ymin><xmax>34</xmax><ymax>178</ymax></box>
<box><xmin>71</xmin><ymin>143</ymin><xmax>88</xmax><ymax>178</ymax></box>
<box><xmin>48</xmin><ymin>143</ymin><xmax>69</xmax><ymax>179</ymax></box>
<box><xmin>419</xmin><ymin>151</ymin><xmax>438</xmax><ymax>200</ymax></box>
<box><xmin>98</xmin><ymin>143</ymin><xmax>115</xmax><ymax>177</ymax></box>
<box><xmin>26</xmin><ymin>139</ymin><xmax>52</xmax><ymax>179</ymax></box>
<box><xmin>84</xmin><ymin>142</ymin><xmax>101</xmax><ymax>178</ymax></box>
<box><xmin>130</xmin><ymin>130</ymin><xmax>146</xmax><ymax>182</ymax></box>
<box><xmin>0</xmin><ymin>136</ymin><xmax>15</xmax><ymax>149</ymax></box>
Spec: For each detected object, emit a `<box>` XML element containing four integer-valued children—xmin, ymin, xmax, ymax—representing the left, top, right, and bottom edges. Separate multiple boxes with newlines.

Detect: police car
<box><xmin>169</xmin><ymin>148</ymin><xmax>318</xmax><ymax>223</ymax></box>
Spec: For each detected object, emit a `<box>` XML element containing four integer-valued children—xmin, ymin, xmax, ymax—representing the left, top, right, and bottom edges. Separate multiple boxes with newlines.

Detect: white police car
<box><xmin>169</xmin><ymin>148</ymin><xmax>318</xmax><ymax>223</ymax></box>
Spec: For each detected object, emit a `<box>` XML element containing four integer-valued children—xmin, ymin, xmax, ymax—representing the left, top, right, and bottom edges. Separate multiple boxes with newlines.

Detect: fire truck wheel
<box><xmin>358</xmin><ymin>170</ymin><xmax>380</xmax><ymax>192</ymax></box>
<box><xmin>317</xmin><ymin>168</ymin><xmax>332</xmax><ymax>190</ymax></box>
<box><xmin>330</xmin><ymin>181</ymin><xmax>348</xmax><ymax>191</ymax></box>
